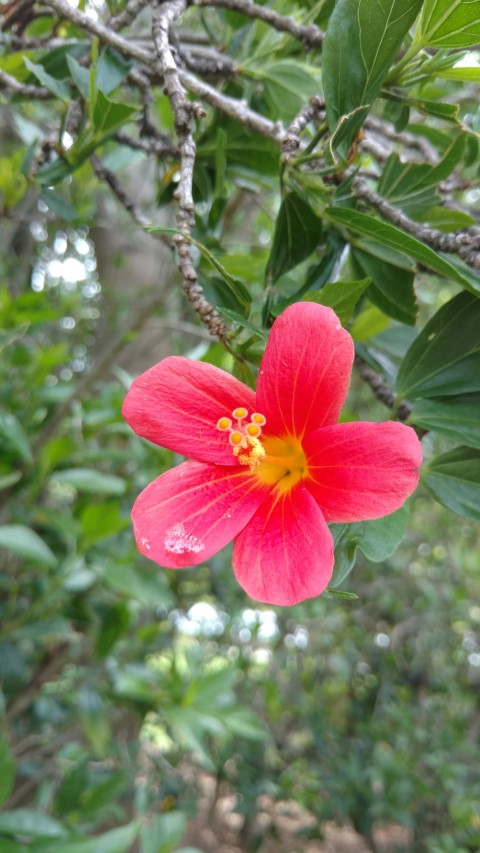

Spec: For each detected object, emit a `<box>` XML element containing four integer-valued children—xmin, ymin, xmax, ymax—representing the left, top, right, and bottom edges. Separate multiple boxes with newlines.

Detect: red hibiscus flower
<box><xmin>122</xmin><ymin>303</ymin><xmax>422</xmax><ymax>606</ymax></box>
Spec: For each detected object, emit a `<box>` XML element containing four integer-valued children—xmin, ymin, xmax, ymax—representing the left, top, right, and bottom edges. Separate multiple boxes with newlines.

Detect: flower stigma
<box><xmin>217</xmin><ymin>407</ymin><xmax>267</xmax><ymax>469</ymax></box>
<box><xmin>256</xmin><ymin>435</ymin><xmax>308</xmax><ymax>495</ymax></box>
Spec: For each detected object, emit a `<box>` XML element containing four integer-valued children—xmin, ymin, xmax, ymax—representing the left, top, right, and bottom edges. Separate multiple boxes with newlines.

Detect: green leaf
<box><xmin>421</xmin><ymin>446</ymin><xmax>480</xmax><ymax>521</ymax></box>
<box><xmin>147</xmin><ymin>227</ymin><xmax>251</xmax><ymax>313</ymax></box>
<box><xmin>35</xmin><ymin>824</ymin><xmax>137</xmax><ymax>853</ymax></box>
<box><xmin>325</xmin><ymin>206</ymin><xmax>480</xmax><ymax>295</ymax></box>
<box><xmin>250</xmin><ymin>60</ymin><xmax>320</xmax><ymax>122</ymax></box>
<box><xmin>419</xmin><ymin>206</ymin><xmax>476</xmax><ymax>233</ymax></box>
<box><xmin>266</xmin><ymin>192</ymin><xmax>322</xmax><ymax>284</ymax></box>
<box><xmin>352</xmin><ymin>505</ymin><xmax>410</xmax><ymax>562</ymax></box>
<box><xmin>325</xmin><ymin>587</ymin><xmax>359</xmax><ymax>600</ymax></box>
<box><xmin>416</xmin><ymin>0</ymin><xmax>480</xmax><ymax>49</ymax></box>
<box><xmin>0</xmin><ymin>738</ymin><xmax>15</xmax><ymax>806</ymax></box>
<box><xmin>66</xmin><ymin>55</ymin><xmax>90</xmax><ymax>99</ymax></box>
<box><xmin>50</xmin><ymin>468</ymin><xmax>127</xmax><ymax>495</ymax></box>
<box><xmin>302</xmin><ymin>278</ymin><xmax>371</xmax><ymax>324</ymax></box>
<box><xmin>217</xmin><ymin>308</ymin><xmax>267</xmax><ymax>339</ymax></box>
<box><xmin>36</xmin><ymin>158</ymin><xmax>75</xmax><ymax>187</ymax></box>
<box><xmin>0</xmin><ymin>810</ymin><xmax>66</xmax><ymax>839</ymax></box>
<box><xmin>351</xmin><ymin>248</ymin><xmax>417</xmax><ymax>325</ymax></box>
<box><xmin>0</xmin><ymin>471</ymin><xmax>22</xmax><ymax>490</ymax></box>
<box><xmin>40</xmin><ymin>189</ymin><xmax>79</xmax><ymax>222</ymax></box>
<box><xmin>221</xmin><ymin>707</ymin><xmax>266</xmax><ymax>739</ymax></box>
<box><xmin>376</xmin><ymin>136</ymin><xmax>465</xmax><ymax>216</ymax></box>
<box><xmin>0</xmin><ymin>412</ymin><xmax>33</xmax><ymax>462</ymax></box>
<box><xmin>98</xmin><ymin>561</ymin><xmax>174</xmax><ymax>608</ymax></box>
<box><xmin>96</xmin><ymin>47</ymin><xmax>133</xmax><ymax>96</ymax></box>
<box><xmin>437</xmin><ymin>65</ymin><xmax>480</xmax><ymax>82</ymax></box>
<box><xmin>323</xmin><ymin>0</ymin><xmax>423</xmax><ymax>157</ymax></box>
<box><xmin>409</xmin><ymin>395</ymin><xmax>480</xmax><ymax>448</ymax></box>
<box><xmin>396</xmin><ymin>291</ymin><xmax>480</xmax><ymax>399</ymax></box>
<box><xmin>139</xmin><ymin>812</ymin><xmax>185</xmax><ymax>853</ymax></box>
<box><xmin>0</xmin><ymin>525</ymin><xmax>58</xmax><ymax>568</ymax></box>
<box><xmin>350</xmin><ymin>306</ymin><xmax>391</xmax><ymax>341</ymax></box>
<box><xmin>330</xmin><ymin>525</ymin><xmax>358</xmax><ymax>587</ymax></box>
<box><xmin>24</xmin><ymin>58</ymin><xmax>70</xmax><ymax>100</ymax></box>
<box><xmin>92</xmin><ymin>90</ymin><xmax>137</xmax><ymax>135</ymax></box>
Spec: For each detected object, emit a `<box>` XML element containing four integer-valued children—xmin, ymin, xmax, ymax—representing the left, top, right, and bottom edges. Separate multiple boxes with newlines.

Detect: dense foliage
<box><xmin>1</xmin><ymin>0</ymin><xmax>480</xmax><ymax>850</ymax></box>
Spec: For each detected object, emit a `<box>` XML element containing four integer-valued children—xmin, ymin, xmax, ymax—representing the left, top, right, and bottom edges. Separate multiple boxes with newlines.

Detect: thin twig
<box><xmin>110</xmin><ymin>0</ymin><xmax>150</xmax><ymax>30</ymax></box>
<box><xmin>353</xmin><ymin>178</ymin><xmax>480</xmax><ymax>271</ymax></box>
<box><xmin>179</xmin><ymin>69</ymin><xmax>284</xmax><ymax>141</ymax></box>
<box><xmin>354</xmin><ymin>356</ymin><xmax>411</xmax><ymax>422</ymax></box>
<box><xmin>0</xmin><ymin>67</ymin><xmax>50</xmax><ymax>98</ymax></box>
<box><xmin>91</xmin><ymin>154</ymin><xmax>151</xmax><ymax>228</ymax></box>
<box><xmin>282</xmin><ymin>95</ymin><xmax>325</xmax><ymax>161</ymax></box>
<box><xmin>152</xmin><ymin>0</ymin><xmax>229</xmax><ymax>342</ymax></box>
<box><xmin>192</xmin><ymin>0</ymin><xmax>324</xmax><ymax>48</ymax></box>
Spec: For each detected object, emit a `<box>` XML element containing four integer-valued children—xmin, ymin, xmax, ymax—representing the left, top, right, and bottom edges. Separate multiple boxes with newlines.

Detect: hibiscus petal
<box><xmin>304</xmin><ymin>421</ymin><xmax>422</xmax><ymax>523</ymax></box>
<box><xmin>255</xmin><ymin>303</ymin><xmax>354</xmax><ymax>439</ymax></box>
<box><xmin>233</xmin><ymin>485</ymin><xmax>334</xmax><ymax>605</ymax></box>
<box><xmin>123</xmin><ymin>357</ymin><xmax>256</xmax><ymax>465</ymax></box>
<box><xmin>132</xmin><ymin>459</ymin><xmax>270</xmax><ymax>568</ymax></box>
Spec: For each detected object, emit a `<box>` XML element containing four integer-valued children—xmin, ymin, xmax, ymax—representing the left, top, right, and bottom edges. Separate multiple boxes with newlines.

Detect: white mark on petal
<box><xmin>140</xmin><ymin>537</ymin><xmax>151</xmax><ymax>551</ymax></box>
<box><xmin>164</xmin><ymin>523</ymin><xmax>205</xmax><ymax>555</ymax></box>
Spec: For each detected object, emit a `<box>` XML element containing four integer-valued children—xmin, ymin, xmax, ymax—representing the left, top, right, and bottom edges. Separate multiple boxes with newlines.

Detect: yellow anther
<box><xmin>251</xmin><ymin>413</ymin><xmax>266</xmax><ymax>426</ymax></box>
<box><xmin>232</xmin><ymin>407</ymin><xmax>248</xmax><ymax>420</ymax></box>
<box><xmin>246</xmin><ymin>423</ymin><xmax>261</xmax><ymax>437</ymax></box>
<box><xmin>217</xmin><ymin>416</ymin><xmax>232</xmax><ymax>431</ymax></box>
<box><xmin>229</xmin><ymin>431</ymin><xmax>244</xmax><ymax>447</ymax></box>
<box><xmin>234</xmin><ymin>436</ymin><xmax>266</xmax><ymax>470</ymax></box>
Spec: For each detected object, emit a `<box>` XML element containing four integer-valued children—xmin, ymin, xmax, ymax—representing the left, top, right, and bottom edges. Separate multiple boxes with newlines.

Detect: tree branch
<box><xmin>0</xmin><ymin>67</ymin><xmax>50</xmax><ymax>98</ymax></box>
<box><xmin>353</xmin><ymin>178</ymin><xmax>480</xmax><ymax>271</ymax></box>
<box><xmin>192</xmin><ymin>0</ymin><xmax>324</xmax><ymax>48</ymax></box>
<box><xmin>281</xmin><ymin>95</ymin><xmax>325</xmax><ymax>161</ymax></box>
<box><xmin>152</xmin><ymin>0</ymin><xmax>229</xmax><ymax>343</ymax></box>
<box><xmin>354</xmin><ymin>356</ymin><xmax>411</xmax><ymax>422</ymax></box>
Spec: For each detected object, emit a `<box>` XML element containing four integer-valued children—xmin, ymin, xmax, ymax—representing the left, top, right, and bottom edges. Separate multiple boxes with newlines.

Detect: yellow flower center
<box><xmin>217</xmin><ymin>407</ymin><xmax>307</xmax><ymax>492</ymax></box>
<box><xmin>256</xmin><ymin>435</ymin><xmax>308</xmax><ymax>494</ymax></box>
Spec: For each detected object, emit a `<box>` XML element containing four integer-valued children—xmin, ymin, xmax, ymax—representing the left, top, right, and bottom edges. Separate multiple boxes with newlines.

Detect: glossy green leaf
<box><xmin>377</xmin><ymin>136</ymin><xmax>465</xmax><ymax>216</ymax></box>
<box><xmin>397</xmin><ymin>291</ymin><xmax>480</xmax><ymax>399</ymax></box>
<box><xmin>24</xmin><ymin>58</ymin><xmax>70</xmax><ymax>101</ymax></box>
<box><xmin>409</xmin><ymin>395</ymin><xmax>480</xmax><ymax>448</ymax></box>
<box><xmin>325</xmin><ymin>207</ymin><xmax>480</xmax><ymax>295</ymax></box>
<box><xmin>323</xmin><ymin>0</ymin><xmax>423</xmax><ymax>157</ymax></box>
<box><xmin>421</xmin><ymin>446</ymin><xmax>480</xmax><ymax>521</ymax></box>
<box><xmin>266</xmin><ymin>191</ymin><xmax>322</xmax><ymax>283</ymax></box>
<box><xmin>302</xmin><ymin>278</ymin><xmax>371</xmax><ymax>324</ymax></box>
<box><xmin>0</xmin><ymin>525</ymin><xmax>58</xmax><ymax>568</ymax></box>
<box><xmin>0</xmin><ymin>810</ymin><xmax>66</xmax><ymax>839</ymax></box>
<box><xmin>351</xmin><ymin>248</ymin><xmax>417</xmax><ymax>325</ymax></box>
<box><xmin>50</xmin><ymin>468</ymin><xmax>127</xmax><ymax>495</ymax></box>
<box><xmin>416</xmin><ymin>0</ymin><xmax>480</xmax><ymax>49</ymax></box>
